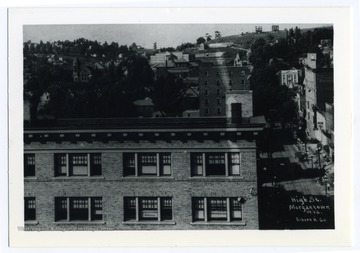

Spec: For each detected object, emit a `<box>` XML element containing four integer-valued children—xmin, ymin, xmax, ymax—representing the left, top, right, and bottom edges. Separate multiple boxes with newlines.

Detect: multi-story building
<box><xmin>198</xmin><ymin>62</ymin><xmax>252</xmax><ymax>117</ymax></box>
<box><xmin>23</xmin><ymin>112</ymin><xmax>265</xmax><ymax>231</ymax></box>
<box><xmin>303</xmin><ymin>53</ymin><xmax>334</xmax><ymax>138</ymax></box>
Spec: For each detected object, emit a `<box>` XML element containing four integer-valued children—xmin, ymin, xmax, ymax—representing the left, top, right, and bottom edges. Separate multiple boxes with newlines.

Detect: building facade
<box><xmin>303</xmin><ymin>53</ymin><xmax>334</xmax><ymax>138</ymax></box>
<box><xmin>198</xmin><ymin>63</ymin><xmax>252</xmax><ymax>117</ymax></box>
<box><xmin>278</xmin><ymin>69</ymin><xmax>300</xmax><ymax>88</ymax></box>
<box><xmin>24</xmin><ymin>116</ymin><xmax>265</xmax><ymax>231</ymax></box>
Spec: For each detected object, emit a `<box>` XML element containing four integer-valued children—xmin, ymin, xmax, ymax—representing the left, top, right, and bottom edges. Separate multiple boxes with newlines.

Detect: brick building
<box><xmin>23</xmin><ymin>115</ymin><xmax>265</xmax><ymax>231</ymax></box>
<box><xmin>198</xmin><ymin>63</ymin><xmax>252</xmax><ymax>117</ymax></box>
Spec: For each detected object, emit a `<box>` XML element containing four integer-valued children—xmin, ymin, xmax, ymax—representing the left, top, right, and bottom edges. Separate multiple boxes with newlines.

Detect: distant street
<box><xmin>257</xmin><ymin>130</ymin><xmax>334</xmax><ymax>229</ymax></box>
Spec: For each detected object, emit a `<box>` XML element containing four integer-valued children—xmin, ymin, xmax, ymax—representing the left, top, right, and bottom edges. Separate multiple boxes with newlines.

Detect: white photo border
<box><xmin>8</xmin><ymin>7</ymin><xmax>352</xmax><ymax>247</ymax></box>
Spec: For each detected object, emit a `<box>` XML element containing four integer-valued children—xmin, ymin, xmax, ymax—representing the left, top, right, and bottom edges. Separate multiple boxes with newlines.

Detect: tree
<box><xmin>176</xmin><ymin>42</ymin><xmax>195</xmax><ymax>51</ymax></box>
<box><xmin>196</xmin><ymin>37</ymin><xmax>206</xmax><ymax>45</ymax></box>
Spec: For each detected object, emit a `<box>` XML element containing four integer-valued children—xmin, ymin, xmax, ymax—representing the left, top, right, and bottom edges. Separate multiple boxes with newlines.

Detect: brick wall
<box><xmin>225</xmin><ymin>91</ymin><xmax>254</xmax><ymax>118</ymax></box>
<box><xmin>198</xmin><ymin>65</ymin><xmax>251</xmax><ymax>116</ymax></box>
<box><xmin>24</xmin><ymin>139</ymin><xmax>259</xmax><ymax>230</ymax></box>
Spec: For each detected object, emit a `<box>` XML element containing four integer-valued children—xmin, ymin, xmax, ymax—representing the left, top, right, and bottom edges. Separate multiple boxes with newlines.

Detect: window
<box><xmin>54</xmin><ymin>153</ymin><xmax>102</xmax><ymax>177</ymax></box>
<box><xmin>205</xmin><ymin>89</ymin><xmax>208</xmax><ymax>96</ymax></box>
<box><xmin>216</xmin><ymin>80</ymin><xmax>220</xmax><ymax>86</ymax></box>
<box><xmin>204</xmin><ymin>80</ymin><xmax>208</xmax><ymax>86</ymax></box>
<box><xmin>191</xmin><ymin>152</ymin><xmax>242</xmax><ymax>177</ymax></box>
<box><xmin>216</xmin><ymin>71</ymin><xmax>220</xmax><ymax>76</ymax></box>
<box><xmin>216</xmin><ymin>89</ymin><xmax>220</xmax><ymax>95</ymax></box>
<box><xmin>217</xmin><ymin>98</ymin><xmax>221</xmax><ymax>105</ymax></box>
<box><xmin>191</xmin><ymin>153</ymin><xmax>204</xmax><ymax>176</ymax></box>
<box><xmin>70</xmin><ymin>154</ymin><xmax>88</xmax><ymax>176</ymax></box>
<box><xmin>24</xmin><ymin>197</ymin><xmax>36</xmax><ymax>221</ymax></box>
<box><xmin>24</xmin><ymin>154</ymin><xmax>35</xmax><ymax>177</ymax></box>
<box><xmin>204</xmin><ymin>71</ymin><xmax>208</xmax><ymax>76</ymax></box>
<box><xmin>241</xmin><ymin>79</ymin><xmax>245</xmax><ymax>85</ymax></box>
<box><xmin>139</xmin><ymin>153</ymin><xmax>157</xmax><ymax>175</ymax></box>
<box><xmin>55</xmin><ymin>197</ymin><xmax>103</xmax><ymax>222</ymax></box>
<box><xmin>229</xmin><ymin>71</ymin><xmax>233</xmax><ymax>76</ymax></box>
<box><xmin>192</xmin><ymin>197</ymin><xmax>242</xmax><ymax>222</ymax></box>
<box><xmin>123</xmin><ymin>153</ymin><xmax>136</xmax><ymax>176</ymax></box>
<box><xmin>205</xmin><ymin>99</ymin><xmax>209</xmax><ymax>105</ymax></box>
<box><xmin>124</xmin><ymin>197</ymin><xmax>173</xmax><ymax>222</ymax></box>
<box><xmin>209</xmin><ymin>198</ymin><xmax>227</xmax><ymax>220</ymax></box>
<box><xmin>205</xmin><ymin>109</ymin><xmax>209</xmax><ymax>115</ymax></box>
<box><xmin>229</xmin><ymin>153</ymin><xmax>241</xmax><ymax>176</ymax></box>
<box><xmin>229</xmin><ymin>80</ymin><xmax>233</xmax><ymax>86</ymax></box>
<box><xmin>123</xmin><ymin>153</ymin><xmax>172</xmax><ymax>177</ymax></box>
<box><xmin>217</xmin><ymin>108</ymin><xmax>221</xmax><ymax>114</ymax></box>
<box><xmin>160</xmin><ymin>153</ymin><xmax>171</xmax><ymax>175</ymax></box>
<box><xmin>207</xmin><ymin>153</ymin><xmax>225</xmax><ymax>175</ymax></box>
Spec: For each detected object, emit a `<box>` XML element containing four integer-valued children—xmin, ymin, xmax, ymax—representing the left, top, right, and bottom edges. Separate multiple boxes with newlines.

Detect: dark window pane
<box><xmin>24</xmin><ymin>197</ymin><xmax>36</xmax><ymax>221</ymax></box>
<box><xmin>70</xmin><ymin>198</ymin><xmax>88</xmax><ymax>220</ymax></box>
<box><xmin>90</xmin><ymin>153</ymin><xmax>102</xmax><ymax>176</ymax></box>
<box><xmin>124</xmin><ymin>197</ymin><xmax>136</xmax><ymax>221</ymax></box>
<box><xmin>207</xmin><ymin>153</ymin><xmax>226</xmax><ymax>176</ymax></box>
<box><xmin>161</xmin><ymin>198</ymin><xmax>172</xmax><ymax>221</ymax></box>
<box><xmin>55</xmin><ymin>197</ymin><xmax>67</xmax><ymax>221</ymax></box>
<box><xmin>24</xmin><ymin>154</ymin><xmax>35</xmax><ymax>177</ymax></box>
<box><xmin>55</xmin><ymin>154</ymin><xmax>67</xmax><ymax>176</ymax></box>
<box><xmin>123</xmin><ymin>153</ymin><xmax>136</xmax><ymax>176</ymax></box>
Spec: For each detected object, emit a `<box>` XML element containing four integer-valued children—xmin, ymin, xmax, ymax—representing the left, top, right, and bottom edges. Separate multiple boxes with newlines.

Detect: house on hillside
<box><xmin>277</xmin><ymin>68</ymin><xmax>301</xmax><ymax>88</ymax></box>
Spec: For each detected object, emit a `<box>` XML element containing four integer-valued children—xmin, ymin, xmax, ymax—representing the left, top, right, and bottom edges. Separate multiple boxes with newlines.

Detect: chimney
<box><xmin>231</xmin><ymin>103</ymin><xmax>242</xmax><ymax>124</ymax></box>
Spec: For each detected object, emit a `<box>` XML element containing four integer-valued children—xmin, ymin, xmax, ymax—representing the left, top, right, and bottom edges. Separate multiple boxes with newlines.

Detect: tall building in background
<box><xmin>198</xmin><ymin>62</ymin><xmax>252</xmax><ymax>118</ymax></box>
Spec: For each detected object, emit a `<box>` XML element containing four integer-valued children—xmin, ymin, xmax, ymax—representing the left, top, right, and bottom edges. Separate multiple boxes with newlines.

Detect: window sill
<box><xmin>122</xmin><ymin>176</ymin><xmax>174</xmax><ymax>180</ymax></box>
<box><xmin>24</xmin><ymin>177</ymin><xmax>38</xmax><ymax>181</ymax></box>
<box><xmin>25</xmin><ymin>221</ymin><xmax>39</xmax><ymax>225</ymax></box>
<box><xmin>190</xmin><ymin>221</ymin><xmax>246</xmax><ymax>226</ymax></box>
<box><xmin>54</xmin><ymin>221</ymin><xmax>106</xmax><ymax>225</ymax></box>
<box><xmin>52</xmin><ymin>176</ymin><xmax>105</xmax><ymax>180</ymax></box>
<box><xmin>189</xmin><ymin>176</ymin><xmax>244</xmax><ymax>180</ymax></box>
<box><xmin>122</xmin><ymin>221</ymin><xmax>176</xmax><ymax>225</ymax></box>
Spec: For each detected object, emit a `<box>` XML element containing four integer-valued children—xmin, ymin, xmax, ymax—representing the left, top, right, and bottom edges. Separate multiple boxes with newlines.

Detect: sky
<box><xmin>23</xmin><ymin>24</ymin><xmax>328</xmax><ymax>49</ymax></box>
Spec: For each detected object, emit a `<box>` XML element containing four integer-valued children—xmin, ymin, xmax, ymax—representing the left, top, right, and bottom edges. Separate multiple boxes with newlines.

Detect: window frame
<box><xmin>190</xmin><ymin>152</ymin><xmax>243</xmax><ymax>177</ymax></box>
<box><xmin>24</xmin><ymin>154</ymin><xmax>36</xmax><ymax>177</ymax></box>
<box><xmin>123</xmin><ymin>152</ymin><xmax>172</xmax><ymax>177</ymax></box>
<box><xmin>54</xmin><ymin>197</ymin><xmax>103</xmax><ymax>222</ymax></box>
<box><xmin>123</xmin><ymin>197</ymin><xmax>173</xmax><ymax>222</ymax></box>
<box><xmin>24</xmin><ymin>197</ymin><xmax>36</xmax><ymax>221</ymax></box>
<box><xmin>192</xmin><ymin>197</ymin><xmax>243</xmax><ymax>223</ymax></box>
<box><xmin>54</xmin><ymin>153</ymin><xmax>102</xmax><ymax>177</ymax></box>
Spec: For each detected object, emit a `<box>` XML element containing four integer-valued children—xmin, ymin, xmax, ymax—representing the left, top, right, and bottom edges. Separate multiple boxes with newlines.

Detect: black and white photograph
<box><xmin>22</xmin><ymin>23</ymin><xmax>334</xmax><ymax>231</ymax></box>
<box><xmin>6</xmin><ymin>6</ymin><xmax>354</xmax><ymax>248</ymax></box>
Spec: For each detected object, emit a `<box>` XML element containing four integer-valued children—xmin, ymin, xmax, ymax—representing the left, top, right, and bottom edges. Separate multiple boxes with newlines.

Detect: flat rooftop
<box><xmin>24</xmin><ymin>116</ymin><xmax>266</xmax><ymax>132</ymax></box>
